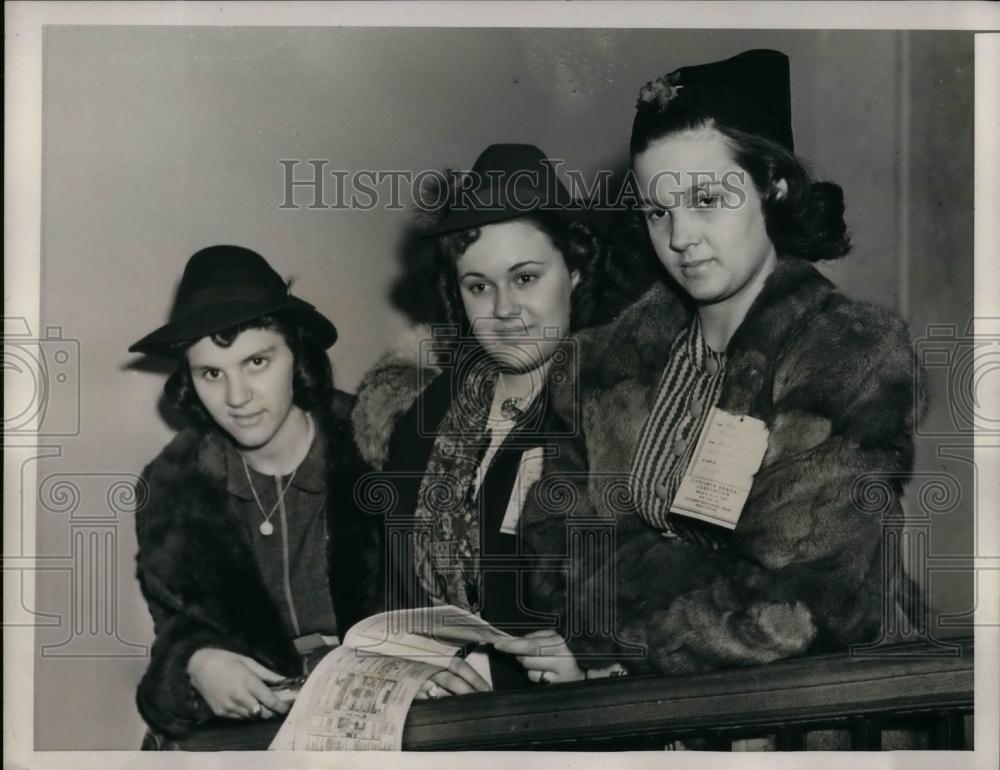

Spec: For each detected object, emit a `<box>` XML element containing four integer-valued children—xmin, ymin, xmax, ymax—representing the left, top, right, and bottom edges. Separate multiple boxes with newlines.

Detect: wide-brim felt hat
<box><xmin>419</xmin><ymin>143</ymin><xmax>581</xmax><ymax>237</ymax></box>
<box><xmin>632</xmin><ymin>49</ymin><xmax>794</xmax><ymax>153</ymax></box>
<box><xmin>128</xmin><ymin>245</ymin><xmax>338</xmax><ymax>356</ymax></box>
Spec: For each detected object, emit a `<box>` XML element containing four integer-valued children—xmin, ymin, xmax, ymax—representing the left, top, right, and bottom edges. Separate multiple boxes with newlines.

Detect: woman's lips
<box><xmin>679</xmin><ymin>258</ymin><xmax>714</xmax><ymax>277</ymax></box>
<box><xmin>230</xmin><ymin>411</ymin><xmax>264</xmax><ymax>427</ymax></box>
<box><xmin>490</xmin><ymin>326</ymin><xmax>536</xmax><ymax>341</ymax></box>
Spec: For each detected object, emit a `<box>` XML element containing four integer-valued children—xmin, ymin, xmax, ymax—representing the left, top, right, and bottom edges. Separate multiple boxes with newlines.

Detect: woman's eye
<box><xmin>645</xmin><ymin>207</ymin><xmax>668</xmax><ymax>222</ymax></box>
<box><xmin>200</xmin><ymin>369</ymin><xmax>221</xmax><ymax>381</ymax></box>
<box><xmin>514</xmin><ymin>272</ymin><xmax>538</xmax><ymax>286</ymax></box>
<box><xmin>694</xmin><ymin>193</ymin><xmax>721</xmax><ymax>209</ymax></box>
<box><xmin>248</xmin><ymin>357</ymin><xmax>268</xmax><ymax>369</ymax></box>
<box><xmin>465</xmin><ymin>282</ymin><xmax>490</xmax><ymax>296</ymax></box>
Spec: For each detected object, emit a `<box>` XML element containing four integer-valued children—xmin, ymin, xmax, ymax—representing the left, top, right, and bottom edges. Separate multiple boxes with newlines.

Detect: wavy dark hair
<box><xmin>163</xmin><ymin>312</ymin><xmax>334</xmax><ymax>429</ymax></box>
<box><xmin>630</xmin><ymin>115</ymin><xmax>852</xmax><ymax>262</ymax></box>
<box><xmin>430</xmin><ymin>211</ymin><xmax>606</xmax><ymax>334</ymax></box>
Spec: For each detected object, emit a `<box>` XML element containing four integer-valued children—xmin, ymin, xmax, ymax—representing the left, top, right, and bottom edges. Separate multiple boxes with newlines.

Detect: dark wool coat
<box><xmin>134</xmin><ymin>391</ymin><xmax>382</xmax><ymax>738</ymax></box>
<box><xmin>351</xmin><ymin>336</ymin><xmax>555</xmax><ymax>689</ymax></box>
<box><xmin>521</xmin><ymin>258</ymin><xmax>925</xmax><ymax>676</ymax></box>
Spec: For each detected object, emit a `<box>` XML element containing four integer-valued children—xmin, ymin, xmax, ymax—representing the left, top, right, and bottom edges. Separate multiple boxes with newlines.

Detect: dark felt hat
<box><xmin>128</xmin><ymin>245</ymin><xmax>338</xmax><ymax>356</ymax></box>
<box><xmin>631</xmin><ymin>49</ymin><xmax>794</xmax><ymax>153</ymax></box>
<box><xmin>419</xmin><ymin>143</ymin><xmax>579</xmax><ymax>237</ymax></box>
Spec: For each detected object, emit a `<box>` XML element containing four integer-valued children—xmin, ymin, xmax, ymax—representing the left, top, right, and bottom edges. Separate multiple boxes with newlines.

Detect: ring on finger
<box><xmin>427</xmin><ymin>683</ymin><xmax>447</xmax><ymax>699</ymax></box>
<box><xmin>538</xmin><ymin>671</ymin><xmax>550</xmax><ymax>685</ymax></box>
<box><xmin>250</xmin><ymin>702</ymin><xmax>263</xmax><ymax>718</ymax></box>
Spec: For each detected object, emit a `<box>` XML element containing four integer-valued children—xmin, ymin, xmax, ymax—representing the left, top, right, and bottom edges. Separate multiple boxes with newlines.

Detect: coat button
<box><xmin>689</xmin><ymin>398</ymin><xmax>703</xmax><ymax>418</ymax></box>
<box><xmin>705</xmin><ymin>358</ymin><xmax>720</xmax><ymax>375</ymax></box>
<box><xmin>673</xmin><ymin>438</ymin><xmax>688</xmax><ymax>456</ymax></box>
<box><xmin>654</xmin><ymin>480</ymin><xmax>670</xmax><ymax>501</ymax></box>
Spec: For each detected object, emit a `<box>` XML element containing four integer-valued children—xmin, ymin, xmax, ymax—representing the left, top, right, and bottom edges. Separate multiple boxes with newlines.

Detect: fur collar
<box><xmin>543</xmin><ymin>257</ymin><xmax>921</xmax><ymax>496</ymax></box>
<box><xmin>352</xmin><ymin>326</ymin><xmax>440</xmax><ymax>470</ymax></box>
<box><xmin>550</xmin><ymin>259</ymin><xmax>836</xmax><ymax>421</ymax></box>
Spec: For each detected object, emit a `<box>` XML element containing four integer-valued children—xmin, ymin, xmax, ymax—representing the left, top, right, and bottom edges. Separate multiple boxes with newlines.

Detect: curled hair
<box><xmin>163</xmin><ymin>312</ymin><xmax>333</xmax><ymax>428</ymax></box>
<box><xmin>631</xmin><ymin>115</ymin><xmax>851</xmax><ymax>262</ymax></box>
<box><xmin>432</xmin><ymin>212</ymin><xmax>606</xmax><ymax>333</ymax></box>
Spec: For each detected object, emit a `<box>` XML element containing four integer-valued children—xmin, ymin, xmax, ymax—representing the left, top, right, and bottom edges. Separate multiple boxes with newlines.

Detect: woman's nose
<box><xmin>225</xmin><ymin>375</ymin><xmax>251</xmax><ymax>408</ymax></box>
<box><xmin>669</xmin><ymin>209</ymin><xmax>701</xmax><ymax>252</ymax></box>
<box><xmin>493</xmin><ymin>286</ymin><xmax>521</xmax><ymax>318</ymax></box>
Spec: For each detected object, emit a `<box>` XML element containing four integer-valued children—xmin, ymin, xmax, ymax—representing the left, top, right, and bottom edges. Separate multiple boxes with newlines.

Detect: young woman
<box><xmin>519</xmin><ymin>50</ymin><xmax>923</xmax><ymax>678</ymax></box>
<box><xmin>351</xmin><ymin>144</ymin><xmax>605</xmax><ymax>695</ymax></box>
<box><xmin>130</xmin><ymin>245</ymin><xmax>379</xmax><ymax>739</ymax></box>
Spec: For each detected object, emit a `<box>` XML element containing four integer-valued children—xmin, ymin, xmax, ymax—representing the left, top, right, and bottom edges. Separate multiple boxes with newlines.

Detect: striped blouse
<box><xmin>628</xmin><ymin>316</ymin><xmax>728</xmax><ymax>535</ymax></box>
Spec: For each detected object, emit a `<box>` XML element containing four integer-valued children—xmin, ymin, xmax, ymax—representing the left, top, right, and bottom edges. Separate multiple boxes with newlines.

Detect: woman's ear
<box><xmin>772</xmin><ymin>178</ymin><xmax>789</xmax><ymax>201</ymax></box>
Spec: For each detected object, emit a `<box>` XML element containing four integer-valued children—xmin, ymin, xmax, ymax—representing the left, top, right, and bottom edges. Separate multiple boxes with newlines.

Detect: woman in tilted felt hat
<box><xmin>350</xmin><ymin>143</ymin><xmax>609</xmax><ymax>696</ymax></box>
<box><xmin>130</xmin><ymin>245</ymin><xmax>380</xmax><ymax>740</ymax></box>
<box><xmin>516</xmin><ymin>50</ymin><xmax>925</xmax><ymax>679</ymax></box>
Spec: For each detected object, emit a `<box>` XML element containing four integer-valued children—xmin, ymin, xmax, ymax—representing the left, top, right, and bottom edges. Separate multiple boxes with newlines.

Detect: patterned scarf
<box><xmin>410</xmin><ymin>353</ymin><xmax>499</xmax><ymax>612</ymax></box>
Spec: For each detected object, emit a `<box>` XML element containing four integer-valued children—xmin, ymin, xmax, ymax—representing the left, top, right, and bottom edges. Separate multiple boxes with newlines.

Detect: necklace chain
<box><xmin>239</xmin><ymin>413</ymin><xmax>314</xmax><ymax>536</ymax></box>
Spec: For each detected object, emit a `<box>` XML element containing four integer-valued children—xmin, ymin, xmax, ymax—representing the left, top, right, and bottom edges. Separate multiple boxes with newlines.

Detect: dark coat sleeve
<box><xmin>133</xmin><ymin>470</ymin><xmax>218</xmax><ymax>737</ymax></box>
<box><xmin>524</xmin><ymin>297</ymin><xmax>922</xmax><ymax>676</ymax></box>
<box><xmin>133</xmin><ymin>433</ymin><xmax>301</xmax><ymax>738</ymax></box>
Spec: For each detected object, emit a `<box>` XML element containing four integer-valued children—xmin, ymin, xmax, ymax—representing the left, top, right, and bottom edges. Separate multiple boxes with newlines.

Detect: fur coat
<box><xmin>521</xmin><ymin>258</ymin><xmax>924</xmax><ymax>676</ymax></box>
<box><xmin>134</xmin><ymin>391</ymin><xmax>381</xmax><ymax>738</ymax></box>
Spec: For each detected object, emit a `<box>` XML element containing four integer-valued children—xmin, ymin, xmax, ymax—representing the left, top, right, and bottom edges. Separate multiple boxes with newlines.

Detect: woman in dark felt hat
<box><xmin>130</xmin><ymin>246</ymin><xmax>380</xmax><ymax>740</ymax></box>
<box><xmin>350</xmin><ymin>144</ymin><xmax>607</xmax><ymax>696</ymax></box>
<box><xmin>517</xmin><ymin>50</ymin><xmax>924</xmax><ymax>679</ymax></box>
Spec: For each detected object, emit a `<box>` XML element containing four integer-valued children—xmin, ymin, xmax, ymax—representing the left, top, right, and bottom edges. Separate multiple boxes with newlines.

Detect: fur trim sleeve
<box><xmin>135</xmin><ymin>612</ymin><xmax>286</xmax><ymax>738</ymax></box>
<box><xmin>135</xmin><ymin>616</ymin><xmax>224</xmax><ymax>737</ymax></box>
<box><xmin>351</xmin><ymin>326</ymin><xmax>440</xmax><ymax>470</ymax></box>
<box><xmin>352</xmin><ymin>327</ymin><xmax>440</xmax><ymax>469</ymax></box>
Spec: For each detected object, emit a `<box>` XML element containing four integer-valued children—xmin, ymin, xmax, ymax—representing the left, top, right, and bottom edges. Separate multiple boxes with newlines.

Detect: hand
<box><xmin>186</xmin><ymin>648</ymin><xmax>291</xmax><ymax>720</ymax></box>
<box><xmin>414</xmin><ymin>656</ymin><xmax>492</xmax><ymax>700</ymax></box>
<box><xmin>493</xmin><ymin>629</ymin><xmax>585</xmax><ymax>685</ymax></box>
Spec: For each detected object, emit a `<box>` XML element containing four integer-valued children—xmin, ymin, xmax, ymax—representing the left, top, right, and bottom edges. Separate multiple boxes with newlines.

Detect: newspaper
<box><xmin>269</xmin><ymin>605</ymin><xmax>512</xmax><ymax>750</ymax></box>
<box><xmin>268</xmin><ymin>646</ymin><xmax>439</xmax><ymax>750</ymax></box>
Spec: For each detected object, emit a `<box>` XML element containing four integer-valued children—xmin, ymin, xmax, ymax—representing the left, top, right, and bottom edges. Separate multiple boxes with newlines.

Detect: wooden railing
<box><xmin>158</xmin><ymin>637</ymin><xmax>973</xmax><ymax>751</ymax></box>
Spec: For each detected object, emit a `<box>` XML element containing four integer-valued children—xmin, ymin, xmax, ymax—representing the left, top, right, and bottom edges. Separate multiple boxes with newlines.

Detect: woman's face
<box><xmin>456</xmin><ymin>219</ymin><xmax>579</xmax><ymax>372</ymax></box>
<box><xmin>633</xmin><ymin>127</ymin><xmax>779</xmax><ymax>311</ymax></box>
<box><xmin>186</xmin><ymin>327</ymin><xmax>298</xmax><ymax>450</ymax></box>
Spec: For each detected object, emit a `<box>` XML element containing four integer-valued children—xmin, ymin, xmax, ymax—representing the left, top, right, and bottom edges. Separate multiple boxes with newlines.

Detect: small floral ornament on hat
<box><xmin>637</xmin><ymin>70</ymin><xmax>684</xmax><ymax>113</ymax></box>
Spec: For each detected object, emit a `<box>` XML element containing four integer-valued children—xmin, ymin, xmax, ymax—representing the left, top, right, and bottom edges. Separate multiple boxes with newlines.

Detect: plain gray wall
<box><xmin>33</xmin><ymin>27</ymin><xmax>974</xmax><ymax>748</ymax></box>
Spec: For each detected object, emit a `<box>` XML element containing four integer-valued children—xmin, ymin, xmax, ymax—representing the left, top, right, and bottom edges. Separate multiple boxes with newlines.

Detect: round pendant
<box><xmin>259</xmin><ymin>520</ymin><xmax>275</xmax><ymax>536</ymax></box>
<box><xmin>500</xmin><ymin>397</ymin><xmax>524</xmax><ymax>421</ymax></box>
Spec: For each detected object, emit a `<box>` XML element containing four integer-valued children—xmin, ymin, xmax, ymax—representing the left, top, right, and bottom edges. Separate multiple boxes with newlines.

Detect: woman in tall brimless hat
<box><xmin>518</xmin><ymin>50</ymin><xmax>924</xmax><ymax>678</ymax></box>
<box><xmin>130</xmin><ymin>246</ymin><xmax>380</xmax><ymax>740</ymax></box>
<box><xmin>351</xmin><ymin>144</ymin><xmax>606</xmax><ymax>695</ymax></box>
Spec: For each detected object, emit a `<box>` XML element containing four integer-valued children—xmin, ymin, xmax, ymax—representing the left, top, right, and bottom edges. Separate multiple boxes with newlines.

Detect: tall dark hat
<box><xmin>129</xmin><ymin>245</ymin><xmax>337</xmax><ymax>355</ymax></box>
<box><xmin>420</xmin><ymin>143</ymin><xmax>579</xmax><ymax>237</ymax></box>
<box><xmin>631</xmin><ymin>49</ymin><xmax>794</xmax><ymax>154</ymax></box>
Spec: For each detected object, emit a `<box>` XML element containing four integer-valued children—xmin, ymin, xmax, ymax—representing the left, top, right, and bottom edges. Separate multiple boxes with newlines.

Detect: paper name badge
<box><xmin>670</xmin><ymin>407</ymin><xmax>769</xmax><ymax>530</ymax></box>
<box><xmin>499</xmin><ymin>446</ymin><xmax>546</xmax><ymax>535</ymax></box>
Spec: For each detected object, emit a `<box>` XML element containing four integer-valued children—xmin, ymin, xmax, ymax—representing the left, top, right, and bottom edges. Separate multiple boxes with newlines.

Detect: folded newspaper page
<box><xmin>346</xmin><ymin>604</ymin><xmax>515</xmax><ymax>655</ymax></box>
<box><xmin>268</xmin><ymin>645</ymin><xmax>439</xmax><ymax>750</ymax></box>
<box><xmin>269</xmin><ymin>605</ymin><xmax>512</xmax><ymax>750</ymax></box>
